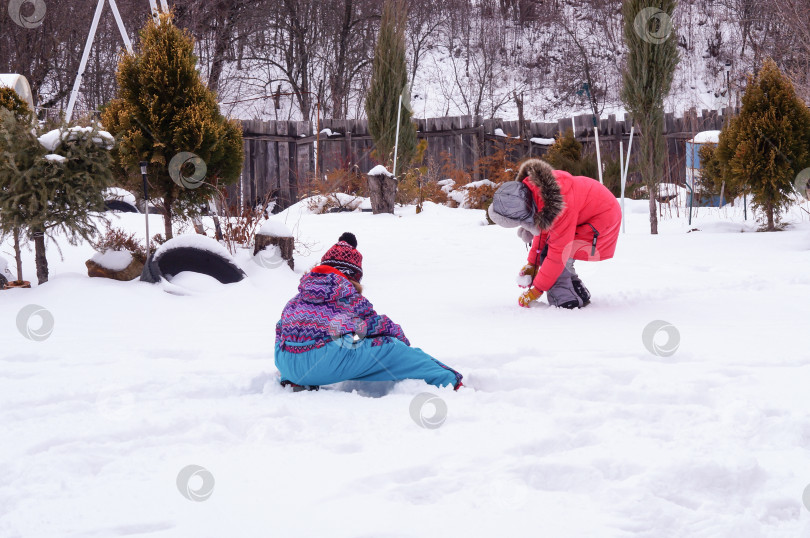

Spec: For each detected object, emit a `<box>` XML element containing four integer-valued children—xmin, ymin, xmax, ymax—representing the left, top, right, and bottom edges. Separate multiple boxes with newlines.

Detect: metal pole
<box><xmin>66</xmin><ymin>0</ymin><xmax>106</xmax><ymax>122</ymax></box>
<box><xmin>315</xmin><ymin>101</ymin><xmax>320</xmax><ymax>180</ymax></box>
<box><xmin>594</xmin><ymin>126</ymin><xmax>603</xmax><ymax>184</ymax></box>
<box><xmin>107</xmin><ymin>0</ymin><xmax>133</xmax><ymax>53</ymax></box>
<box><xmin>392</xmin><ymin>94</ymin><xmax>403</xmax><ymax>177</ymax></box>
<box><xmin>620</xmin><ymin>141</ymin><xmax>626</xmax><ymax>233</ymax></box>
<box><xmin>623</xmin><ymin>127</ymin><xmax>634</xmax><ymax>181</ymax></box>
<box><xmin>140</xmin><ymin>162</ymin><xmax>151</xmax><ymax>257</ymax></box>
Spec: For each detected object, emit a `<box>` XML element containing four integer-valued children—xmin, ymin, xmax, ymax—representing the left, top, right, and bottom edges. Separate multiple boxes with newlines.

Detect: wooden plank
<box><xmin>276</xmin><ymin>121</ymin><xmax>291</xmax><ymax>210</ymax></box>
<box><xmin>254</xmin><ymin>139</ymin><xmax>266</xmax><ymax>206</ymax></box>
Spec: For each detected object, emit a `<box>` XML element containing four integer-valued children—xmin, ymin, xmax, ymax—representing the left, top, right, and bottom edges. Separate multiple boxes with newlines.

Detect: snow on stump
<box><xmin>86</xmin><ymin>250</ymin><xmax>144</xmax><ymax>281</ymax></box>
<box><xmin>140</xmin><ymin>235</ymin><xmax>245</xmax><ymax>284</ymax></box>
<box><xmin>254</xmin><ymin>220</ymin><xmax>294</xmax><ymax>270</ymax></box>
<box><xmin>367</xmin><ymin>165</ymin><xmax>396</xmax><ymax>215</ymax></box>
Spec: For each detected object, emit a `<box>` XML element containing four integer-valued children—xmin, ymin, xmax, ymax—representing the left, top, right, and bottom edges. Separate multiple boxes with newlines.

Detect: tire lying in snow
<box><xmin>140</xmin><ymin>235</ymin><xmax>245</xmax><ymax>284</ymax></box>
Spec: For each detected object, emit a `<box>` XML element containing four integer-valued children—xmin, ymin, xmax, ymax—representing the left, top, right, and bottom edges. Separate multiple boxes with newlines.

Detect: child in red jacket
<box><xmin>489</xmin><ymin>159</ymin><xmax>622</xmax><ymax>309</ymax></box>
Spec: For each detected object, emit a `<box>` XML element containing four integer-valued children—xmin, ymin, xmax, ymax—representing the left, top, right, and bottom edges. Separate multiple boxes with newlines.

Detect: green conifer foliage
<box><xmin>365</xmin><ymin>0</ymin><xmax>417</xmax><ymax>172</ymax></box>
<box><xmin>715</xmin><ymin>59</ymin><xmax>810</xmax><ymax>230</ymax></box>
<box><xmin>0</xmin><ymin>110</ymin><xmax>115</xmax><ymax>284</ymax></box>
<box><xmin>102</xmin><ymin>13</ymin><xmax>243</xmax><ymax>239</ymax></box>
<box><xmin>621</xmin><ymin>0</ymin><xmax>679</xmax><ymax>234</ymax></box>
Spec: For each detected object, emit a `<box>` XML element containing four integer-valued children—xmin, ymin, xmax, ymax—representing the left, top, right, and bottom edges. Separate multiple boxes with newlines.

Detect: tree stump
<box><xmin>254</xmin><ymin>233</ymin><xmax>295</xmax><ymax>269</ymax></box>
<box><xmin>86</xmin><ymin>256</ymin><xmax>145</xmax><ymax>281</ymax></box>
<box><xmin>367</xmin><ymin>168</ymin><xmax>397</xmax><ymax>214</ymax></box>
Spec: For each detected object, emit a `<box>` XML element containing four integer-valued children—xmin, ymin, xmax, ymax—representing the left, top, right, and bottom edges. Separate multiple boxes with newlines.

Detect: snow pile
<box><xmin>258</xmin><ymin>219</ymin><xmax>293</xmax><ymax>238</ymax></box>
<box><xmin>90</xmin><ymin>250</ymin><xmax>133</xmax><ymax>271</ymax></box>
<box><xmin>445</xmin><ymin>179</ymin><xmax>498</xmax><ymax>208</ymax></box>
<box><xmin>0</xmin><ymin>255</ymin><xmax>13</xmax><ymax>281</ymax></box>
<box><xmin>38</xmin><ymin>126</ymin><xmax>115</xmax><ymax>152</ymax></box>
<box><xmin>103</xmin><ymin>187</ymin><xmax>138</xmax><ymax>208</ymax></box>
<box><xmin>43</xmin><ymin>154</ymin><xmax>66</xmax><ymax>163</ymax></box>
<box><xmin>367</xmin><ymin>164</ymin><xmax>393</xmax><ymax>177</ymax></box>
<box><xmin>530</xmin><ymin>137</ymin><xmax>555</xmax><ymax>145</ymax></box>
<box><xmin>658</xmin><ymin>183</ymin><xmax>689</xmax><ymax>202</ymax></box>
<box><xmin>283</xmin><ymin>193</ymin><xmax>365</xmax><ymax>216</ymax></box>
<box><xmin>153</xmin><ymin>234</ymin><xmax>234</xmax><ymax>260</ymax></box>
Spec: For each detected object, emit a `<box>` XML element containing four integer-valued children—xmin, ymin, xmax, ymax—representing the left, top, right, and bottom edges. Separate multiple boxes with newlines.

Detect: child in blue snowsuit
<box><xmin>275</xmin><ymin>233</ymin><xmax>463</xmax><ymax>391</ymax></box>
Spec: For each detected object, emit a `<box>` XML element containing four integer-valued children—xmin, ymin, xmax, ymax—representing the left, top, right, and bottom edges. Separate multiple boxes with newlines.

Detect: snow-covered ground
<box><xmin>2</xmin><ymin>198</ymin><xmax>810</xmax><ymax>537</ymax></box>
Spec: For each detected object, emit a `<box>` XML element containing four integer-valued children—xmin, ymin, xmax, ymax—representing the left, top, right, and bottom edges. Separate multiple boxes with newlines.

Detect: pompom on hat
<box><xmin>320</xmin><ymin>232</ymin><xmax>363</xmax><ymax>282</ymax></box>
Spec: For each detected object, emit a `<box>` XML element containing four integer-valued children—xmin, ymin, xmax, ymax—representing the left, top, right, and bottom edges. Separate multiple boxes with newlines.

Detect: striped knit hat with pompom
<box><xmin>320</xmin><ymin>232</ymin><xmax>363</xmax><ymax>282</ymax></box>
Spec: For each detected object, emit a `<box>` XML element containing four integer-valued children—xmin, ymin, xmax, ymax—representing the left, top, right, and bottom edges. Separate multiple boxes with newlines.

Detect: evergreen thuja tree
<box><xmin>714</xmin><ymin>59</ymin><xmax>810</xmax><ymax>230</ymax></box>
<box><xmin>102</xmin><ymin>13</ymin><xmax>243</xmax><ymax>239</ymax></box>
<box><xmin>621</xmin><ymin>0</ymin><xmax>679</xmax><ymax>234</ymax></box>
<box><xmin>365</xmin><ymin>0</ymin><xmax>417</xmax><ymax>173</ymax></box>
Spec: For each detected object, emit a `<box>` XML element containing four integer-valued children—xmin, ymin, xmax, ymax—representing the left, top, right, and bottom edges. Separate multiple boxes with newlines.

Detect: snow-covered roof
<box><xmin>367</xmin><ymin>165</ymin><xmax>393</xmax><ymax>177</ymax></box>
<box><xmin>530</xmin><ymin>137</ymin><xmax>555</xmax><ymax>145</ymax></box>
<box><xmin>0</xmin><ymin>74</ymin><xmax>34</xmax><ymax>108</ymax></box>
<box><xmin>690</xmin><ymin>130</ymin><xmax>721</xmax><ymax>144</ymax></box>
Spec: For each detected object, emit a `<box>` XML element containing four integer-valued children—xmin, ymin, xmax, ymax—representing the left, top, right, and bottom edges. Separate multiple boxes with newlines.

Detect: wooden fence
<box><xmin>232</xmin><ymin>108</ymin><xmax>736</xmax><ymax>211</ymax></box>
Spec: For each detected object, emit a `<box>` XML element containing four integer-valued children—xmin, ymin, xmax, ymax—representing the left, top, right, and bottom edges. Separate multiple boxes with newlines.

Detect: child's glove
<box><xmin>518</xmin><ymin>287</ymin><xmax>543</xmax><ymax>308</ymax></box>
<box><xmin>516</xmin><ymin>264</ymin><xmax>537</xmax><ymax>288</ymax></box>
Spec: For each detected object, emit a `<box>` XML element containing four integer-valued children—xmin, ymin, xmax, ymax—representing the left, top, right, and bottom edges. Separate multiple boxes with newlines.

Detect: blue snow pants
<box><xmin>275</xmin><ymin>336</ymin><xmax>460</xmax><ymax>389</ymax></box>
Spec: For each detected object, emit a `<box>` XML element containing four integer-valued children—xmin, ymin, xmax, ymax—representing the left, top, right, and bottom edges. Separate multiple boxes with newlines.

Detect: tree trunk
<box><xmin>766</xmin><ymin>201</ymin><xmax>775</xmax><ymax>230</ymax></box>
<box><xmin>34</xmin><ymin>230</ymin><xmax>48</xmax><ymax>285</ymax></box>
<box><xmin>367</xmin><ymin>173</ymin><xmax>397</xmax><ymax>214</ymax></box>
<box><xmin>163</xmin><ymin>195</ymin><xmax>174</xmax><ymax>239</ymax></box>
<box><xmin>647</xmin><ymin>136</ymin><xmax>658</xmax><ymax>235</ymax></box>
<box><xmin>12</xmin><ymin>228</ymin><xmax>23</xmax><ymax>282</ymax></box>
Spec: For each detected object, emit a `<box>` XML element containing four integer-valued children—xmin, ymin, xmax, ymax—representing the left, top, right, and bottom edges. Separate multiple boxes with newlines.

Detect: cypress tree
<box><xmin>365</xmin><ymin>0</ymin><xmax>417</xmax><ymax>172</ymax></box>
<box><xmin>714</xmin><ymin>59</ymin><xmax>810</xmax><ymax>230</ymax></box>
<box><xmin>102</xmin><ymin>13</ymin><xmax>243</xmax><ymax>239</ymax></box>
<box><xmin>621</xmin><ymin>0</ymin><xmax>679</xmax><ymax>234</ymax></box>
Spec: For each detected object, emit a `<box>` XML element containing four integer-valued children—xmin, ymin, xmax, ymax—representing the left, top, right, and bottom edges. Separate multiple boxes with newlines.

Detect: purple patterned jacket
<box><xmin>275</xmin><ymin>266</ymin><xmax>410</xmax><ymax>353</ymax></box>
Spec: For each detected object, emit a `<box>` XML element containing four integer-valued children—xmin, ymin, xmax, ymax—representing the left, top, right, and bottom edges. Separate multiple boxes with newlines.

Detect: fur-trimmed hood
<box><xmin>515</xmin><ymin>159</ymin><xmax>565</xmax><ymax>231</ymax></box>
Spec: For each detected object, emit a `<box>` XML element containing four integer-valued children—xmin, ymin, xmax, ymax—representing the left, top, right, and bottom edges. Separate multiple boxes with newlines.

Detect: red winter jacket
<box><xmin>519</xmin><ymin>159</ymin><xmax>622</xmax><ymax>291</ymax></box>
